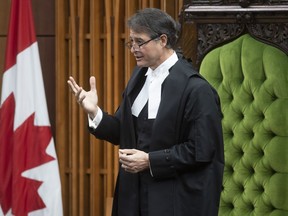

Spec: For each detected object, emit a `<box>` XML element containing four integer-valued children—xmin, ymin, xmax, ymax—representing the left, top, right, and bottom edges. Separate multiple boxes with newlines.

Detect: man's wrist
<box><xmin>88</xmin><ymin>107</ymin><xmax>98</xmax><ymax>120</ymax></box>
<box><xmin>88</xmin><ymin>107</ymin><xmax>103</xmax><ymax>129</ymax></box>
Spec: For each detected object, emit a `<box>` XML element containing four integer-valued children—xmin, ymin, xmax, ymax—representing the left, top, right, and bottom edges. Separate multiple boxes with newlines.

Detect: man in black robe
<box><xmin>68</xmin><ymin>8</ymin><xmax>224</xmax><ymax>216</ymax></box>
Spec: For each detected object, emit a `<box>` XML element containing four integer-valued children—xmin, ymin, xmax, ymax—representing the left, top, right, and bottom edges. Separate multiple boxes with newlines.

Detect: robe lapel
<box><xmin>119</xmin><ymin>67</ymin><xmax>148</xmax><ymax>149</ymax></box>
<box><xmin>126</xmin><ymin>67</ymin><xmax>148</xmax><ymax>97</ymax></box>
<box><xmin>116</xmin><ymin>67</ymin><xmax>148</xmax><ymax>216</ymax></box>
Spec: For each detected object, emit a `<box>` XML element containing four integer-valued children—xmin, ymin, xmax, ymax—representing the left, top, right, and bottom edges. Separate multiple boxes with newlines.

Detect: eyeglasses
<box><xmin>125</xmin><ymin>35</ymin><xmax>160</xmax><ymax>49</ymax></box>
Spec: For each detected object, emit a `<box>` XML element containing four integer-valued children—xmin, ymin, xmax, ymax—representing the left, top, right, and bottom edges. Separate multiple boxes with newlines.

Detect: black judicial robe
<box><xmin>89</xmin><ymin>57</ymin><xmax>224</xmax><ymax>216</ymax></box>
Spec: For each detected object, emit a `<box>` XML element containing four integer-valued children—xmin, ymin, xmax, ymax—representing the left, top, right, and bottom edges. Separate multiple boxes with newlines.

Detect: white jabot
<box><xmin>131</xmin><ymin>52</ymin><xmax>178</xmax><ymax>119</ymax></box>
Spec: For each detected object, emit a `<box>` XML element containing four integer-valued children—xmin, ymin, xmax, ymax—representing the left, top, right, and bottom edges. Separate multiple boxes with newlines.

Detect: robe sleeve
<box><xmin>88</xmin><ymin>111</ymin><xmax>121</xmax><ymax>145</ymax></box>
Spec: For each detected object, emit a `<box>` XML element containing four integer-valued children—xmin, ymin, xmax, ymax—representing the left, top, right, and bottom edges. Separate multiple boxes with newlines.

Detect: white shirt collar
<box><xmin>131</xmin><ymin>52</ymin><xmax>178</xmax><ymax>119</ymax></box>
<box><xmin>145</xmin><ymin>52</ymin><xmax>178</xmax><ymax>78</ymax></box>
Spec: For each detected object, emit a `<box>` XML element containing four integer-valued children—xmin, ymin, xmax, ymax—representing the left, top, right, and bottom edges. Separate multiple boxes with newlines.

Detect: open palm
<box><xmin>67</xmin><ymin>76</ymin><xmax>99</xmax><ymax>118</ymax></box>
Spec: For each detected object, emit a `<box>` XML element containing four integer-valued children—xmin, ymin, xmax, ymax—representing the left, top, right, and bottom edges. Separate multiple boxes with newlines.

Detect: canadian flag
<box><xmin>0</xmin><ymin>0</ymin><xmax>63</xmax><ymax>215</ymax></box>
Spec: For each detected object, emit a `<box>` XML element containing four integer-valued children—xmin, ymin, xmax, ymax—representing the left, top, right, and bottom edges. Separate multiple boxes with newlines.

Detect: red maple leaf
<box><xmin>0</xmin><ymin>94</ymin><xmax>55</xmax><ymax>215</ymax></box>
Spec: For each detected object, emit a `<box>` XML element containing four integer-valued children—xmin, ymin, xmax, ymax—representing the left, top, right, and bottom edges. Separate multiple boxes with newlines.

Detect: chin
<box><xmin>137</xmin><ymin>61</ymin><xmax>149</xmax><ymax>67</ymax></box>
<box><xmin>136</xmin><ymin>62</ymin><xmax>146</xmax><ymax>68</ymax></box>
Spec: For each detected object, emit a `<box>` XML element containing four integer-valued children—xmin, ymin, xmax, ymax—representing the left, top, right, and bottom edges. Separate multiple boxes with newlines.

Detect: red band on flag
<box><xmin>4</xmin><ymin>0</ymin><xmax>36</xmax><ymax>72</ymax></box>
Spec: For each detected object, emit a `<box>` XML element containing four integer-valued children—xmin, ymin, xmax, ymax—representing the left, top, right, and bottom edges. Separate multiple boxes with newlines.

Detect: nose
<box><xmin>130</xmin><ymin>45</ymin><xmax>139</xmax><ymax>53</ymax></box>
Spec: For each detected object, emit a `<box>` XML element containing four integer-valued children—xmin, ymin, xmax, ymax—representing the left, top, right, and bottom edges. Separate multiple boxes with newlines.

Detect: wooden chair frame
<box><xmin>179</xmin><ymin>1</ymin><xmax>288</xmax><ymax>69</ymax></box>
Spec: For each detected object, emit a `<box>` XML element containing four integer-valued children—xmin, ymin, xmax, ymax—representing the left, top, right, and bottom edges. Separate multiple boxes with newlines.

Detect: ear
<box><xmin>160</xmin><ymin>34</ymin><xmax>168</xmax><ymax>47</ymax></box>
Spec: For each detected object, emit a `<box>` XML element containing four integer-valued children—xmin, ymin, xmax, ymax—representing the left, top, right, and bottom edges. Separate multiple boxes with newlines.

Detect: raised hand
<box><xmin>67</xmin><ymin>76</ymin><xmax>99</xmax><ymax>119</ymax></box>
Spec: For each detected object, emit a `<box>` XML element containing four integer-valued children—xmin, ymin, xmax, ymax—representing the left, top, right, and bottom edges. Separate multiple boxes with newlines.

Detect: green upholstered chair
<box><xmin>199</xmin><ymin>34</ymin><xmax>288</xmax><ymax>215</ymax></box>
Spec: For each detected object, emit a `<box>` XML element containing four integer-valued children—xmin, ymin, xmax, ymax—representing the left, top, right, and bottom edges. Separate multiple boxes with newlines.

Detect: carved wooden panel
<box><xmin>184</xmin><ymin>0</ymin><xmax>288</xmax><ymax>6</ymax></box>
<box><xmin>180</xmin><ymin>4</ymin><xmax>288</xmax><ymax>68</ymax></box>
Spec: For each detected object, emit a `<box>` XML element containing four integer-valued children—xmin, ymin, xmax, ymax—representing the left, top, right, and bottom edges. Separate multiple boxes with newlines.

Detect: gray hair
<box><xmin>127</xmin><ymin>8</ymin><xmax>180</xmax><ymax>49</ymax></box>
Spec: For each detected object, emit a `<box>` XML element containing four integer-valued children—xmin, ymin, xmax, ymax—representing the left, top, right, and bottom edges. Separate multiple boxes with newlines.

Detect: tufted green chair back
<box><xmin>199</xmin><ymin>34</ymin><xmax>288</xmax><ymax>216</ymax></box>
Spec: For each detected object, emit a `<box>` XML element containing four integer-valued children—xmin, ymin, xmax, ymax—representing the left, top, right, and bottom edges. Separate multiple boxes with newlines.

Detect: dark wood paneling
<box><xmin>32</xmin><ymin>0</ymin><xmax>55</xmax><ymax>35</ymax></box>
<box><xmin>0</xmin><ymin>38</ymin><xmax>6</xmax><ymax>72</ymax></box>
<box><xmin>0</xmin><ymin>0</ymin><xmax>10</xmax><ymax>89</ymax></box>
<box><xmin>37</xmin><ymin>37</ymin><xmax>56</xmax><ymax>136</ymax></box>
<box><xmin>0</xmin><ymin>0</ymin><xmax>10</xmax><ymax>35</ymax></box>
<box><xmin>31</xmin><ymin>0</ymin><xmax>56</xmax><ymax>135</ymax></box>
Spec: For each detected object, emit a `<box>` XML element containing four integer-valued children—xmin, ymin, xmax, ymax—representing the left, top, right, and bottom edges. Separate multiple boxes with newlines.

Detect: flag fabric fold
<box><xmin>0</xmin><ymin>0</ymin><xmax>63</xmax><ymax>215</ymax></box>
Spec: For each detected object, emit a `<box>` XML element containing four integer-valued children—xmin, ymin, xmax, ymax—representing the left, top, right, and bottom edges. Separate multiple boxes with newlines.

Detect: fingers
<box><xmin>119</xmin><ymin>150</ymin><xmax>134</xmax><ymax>165</ymax></box>
<box><xmin>122</xmin><ymin>165</ymin><xmax>138</xmax><ymax>173</ymax></box>
<box><xmin>67</xmin><ymin>76</ymin><xmax>81</xmax><ymax>95</ymax></box>
<box><xmin>74</xmin><ymin>87</ymin><xmax>82</xmax><ymax>97</ymax></box>
<box><xmin>119</xmin><ymin>152</ymin><xmax>132</xmax><ymax>163</ymax></box>
<box><xmin>119</xmin><ymin>153</ymin><xmax>137</xmax><ymax>173</ymax></box>
<box><xmin>119</xmin><ymin>149</ymin><xmax>149</xmax><ymax>173</ymax></box>
<box><xmin>68</xmin><ymin>77</ymin><xmax>83</xmax><ymax>103</ymax></box>
<box><xmin>77</xmin><ymin>89</ymin><xmax>86</xmax><ymax>105</ymax></box>
<box><xmin>119</xmin><ymin>149</ymin><xmax>141</xmax><ymax>173</ymax></box>
<box><xmin>89</xmin><ymin>76</ymin><xmax>96</xmax><ymax>92</ymax></box>
<box><xmin>68</xmin><ymin>76</ymin><xmax>98</xmax><ymax>96</ymax></box>
<box><xmin>119</xmin><ymin>149</ymin><xmax>136</xmax><ymax>165</ymax></box>
<box><xmin>67</xmin><ymin>77</ymin><xmax>85</xmax><ymax>106</ymax></box>
<box><xmin>119</xmin><ymin>149</ymin><xmax>137</xmax><ymax>155</ymax></box>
